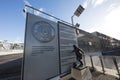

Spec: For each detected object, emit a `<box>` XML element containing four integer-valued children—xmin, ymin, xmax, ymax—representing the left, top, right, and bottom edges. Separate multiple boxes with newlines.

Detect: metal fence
<box><xmin>84</xmin><ymin>55</ymin><xmax>120</xmax><ymax>78</ymax></box>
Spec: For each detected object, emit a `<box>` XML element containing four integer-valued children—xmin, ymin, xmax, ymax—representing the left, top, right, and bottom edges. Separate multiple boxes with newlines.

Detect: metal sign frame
<box><xmin>58</xmin><ymin>21</ymin><xmax>78</xmax><ymax>75</ymax></box>
<box><xmin>22</xmin><ymin>12</ymin><xmax>60</xmax><ymax>80</ymax></box>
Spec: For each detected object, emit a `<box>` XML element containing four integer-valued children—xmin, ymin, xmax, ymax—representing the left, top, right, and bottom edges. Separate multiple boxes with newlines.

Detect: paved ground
<box><xmin>91</xmin><ymin>71</ymin><xmax>118</xmax><ymax>80</ymax></box>
<box><xmin>0</xmin><ymin>53</ymin><xmax>119</xmax><ymax>80</ymax></box>
<box><xmin>0</xmin><ymin>53</ymin><xmax>22</xmax><ymax>80</ymax></box>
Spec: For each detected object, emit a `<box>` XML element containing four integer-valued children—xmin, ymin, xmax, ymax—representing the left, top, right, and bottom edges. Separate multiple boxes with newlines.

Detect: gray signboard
<box><xmin>22</xmin><ymin>13</ymin><xmax>59</xmax><ymax>80</ymax></box>
<box><xmin>58</xmin><ymin>22</ymin><xmax>77</xmax><ymax>74</ymax></box>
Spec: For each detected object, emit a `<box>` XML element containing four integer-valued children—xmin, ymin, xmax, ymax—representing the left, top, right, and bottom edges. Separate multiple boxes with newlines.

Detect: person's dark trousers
<box><xmin>77</xmin><ymin>57</ymin><xmax>83</xmax><ymax>67</ymax></box>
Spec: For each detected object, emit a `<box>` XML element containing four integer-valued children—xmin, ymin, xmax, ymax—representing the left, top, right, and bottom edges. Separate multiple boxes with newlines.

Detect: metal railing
<box><xmin>84</xmin><ymin>55</ymin><xmax>120</xmax><ymax>79</ymax></box>
<box><xmin>24</xmin><ymin>5</ymin><xmax>71</xmax><ymax>26</ymax></box>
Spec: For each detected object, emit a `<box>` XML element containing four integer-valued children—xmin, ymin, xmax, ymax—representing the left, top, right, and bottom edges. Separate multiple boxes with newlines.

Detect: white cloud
<box><xmin>82</xmin><ymin>0</ymin><xmax>108</xmax><ymax>8</ymax></box>
<box><xmin>82</xmin><ymin>0</ymin><xmax>91</xmax><ymax>8</ymax></box>
<box><xmin>23</xmin><ymin>0</ymin><xmax>44</xmax><ymax>16</ymax></box>
<box><xmin>91</xmin><ymin>0</ymin><xmax>95</xmax><ymax>4</ymax></box>
<box><xmin>92</xmin><ymin>0</ymin><xmax>108</xmax><ymax>7</ymax></box>
<box><xmin>86</xmin><ymin>5</ymin><xmax>120</xmax><ymax>40</ymax></box>
<box><xmin>103</xmin><ymin>6</ymin><xmax>120</xmax><ymax>39</ymax></box>
<box><xmin>106</xmin><ymin>3</ymin><xmax>118</xmax><ymax>12</ymax></box>
<box><xmin>23</xmin><ymin>0</ymin><xmax>32</xmax><ymax>6</ymax></box>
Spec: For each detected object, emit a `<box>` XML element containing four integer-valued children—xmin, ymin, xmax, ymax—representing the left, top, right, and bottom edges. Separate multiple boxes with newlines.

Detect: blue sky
<box><xmin>0</xmin><ymin>0</ymin><xmax>120</xmax><ymax>42</ymax></box>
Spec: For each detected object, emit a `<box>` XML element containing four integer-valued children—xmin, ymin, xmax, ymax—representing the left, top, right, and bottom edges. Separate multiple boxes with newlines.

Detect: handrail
<box><xmin>85</xmin><ymin>55</ymin><xmax>120</xmax><ymax>79</ymax></box>
<box><xmin>25</xmin><ymin>5</ymin><xmax>72</xmax><ymax>26</ymax></box>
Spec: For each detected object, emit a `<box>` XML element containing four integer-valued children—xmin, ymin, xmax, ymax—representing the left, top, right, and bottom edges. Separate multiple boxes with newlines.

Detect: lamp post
<box><xmin>71</xmin><ymin>5</ymin><xmax>84</xmax><ymax>26</ymax></box>
<box><xmin>71</xmin><ymin>15</ymin><xmax>74</xmax><ymax>26</ymax></box>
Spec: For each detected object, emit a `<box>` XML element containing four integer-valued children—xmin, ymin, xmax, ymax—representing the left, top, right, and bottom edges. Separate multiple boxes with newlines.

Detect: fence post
<box><xmin>90</xmin><ymin>56</ymin><xmax>95</xmax><ymax>71</ymax></box>
<box><xmin>83</xmin><ymin>55</ymin><xmax>86</xmax><ymax>66</ymax></box>
<box><xmin>99</xmin><ymin>56</ymin><xmax>105</xmax><ymax>74</ymax></box>
<box><xmin>112</xmin><ymin>56</ymin><xmax>120</xmax><ymax>79</ymax></box>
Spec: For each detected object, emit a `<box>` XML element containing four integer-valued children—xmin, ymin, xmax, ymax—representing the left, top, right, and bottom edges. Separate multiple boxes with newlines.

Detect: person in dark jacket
<box><xmin>72</xmin><ymin>45</ymin><xmax>84</xmax><ymax>67</ymax></box>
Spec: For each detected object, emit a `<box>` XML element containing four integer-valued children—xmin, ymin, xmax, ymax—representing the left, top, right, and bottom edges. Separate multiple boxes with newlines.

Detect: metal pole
<box><xmin>112</xmin><ymin>57</ymin><xmax>120</xmax><ymax>79</ymax></box>
<box><xmin>71</xmin><ymin>15</ymin><xmax>74</xmax><ymax>26</ymax></box>
<box><xmin>99</xmin><ymin>56</ymin><xmax>105</xmax><ymax>74</ymax></box>
<box><xmin>83</xmin><ymin>55</ymin><xmax>86</xmax><ymax>66</ymax></box>
<box><xmin>25</xmin><ymin>5</ymin><xmax>71</xmax><ymax>25</ymax></box>
<box><xmin>90</xmin><ymin>56</ymin><xmax>95</xmax><ymax>71</ymax></box>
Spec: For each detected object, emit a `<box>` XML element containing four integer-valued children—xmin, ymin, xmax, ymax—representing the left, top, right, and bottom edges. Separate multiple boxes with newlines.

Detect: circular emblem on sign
<box><xmin>32</xmin><ymin>21</ymin><xmax>55</xmax><ymax>43</ymax></box>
